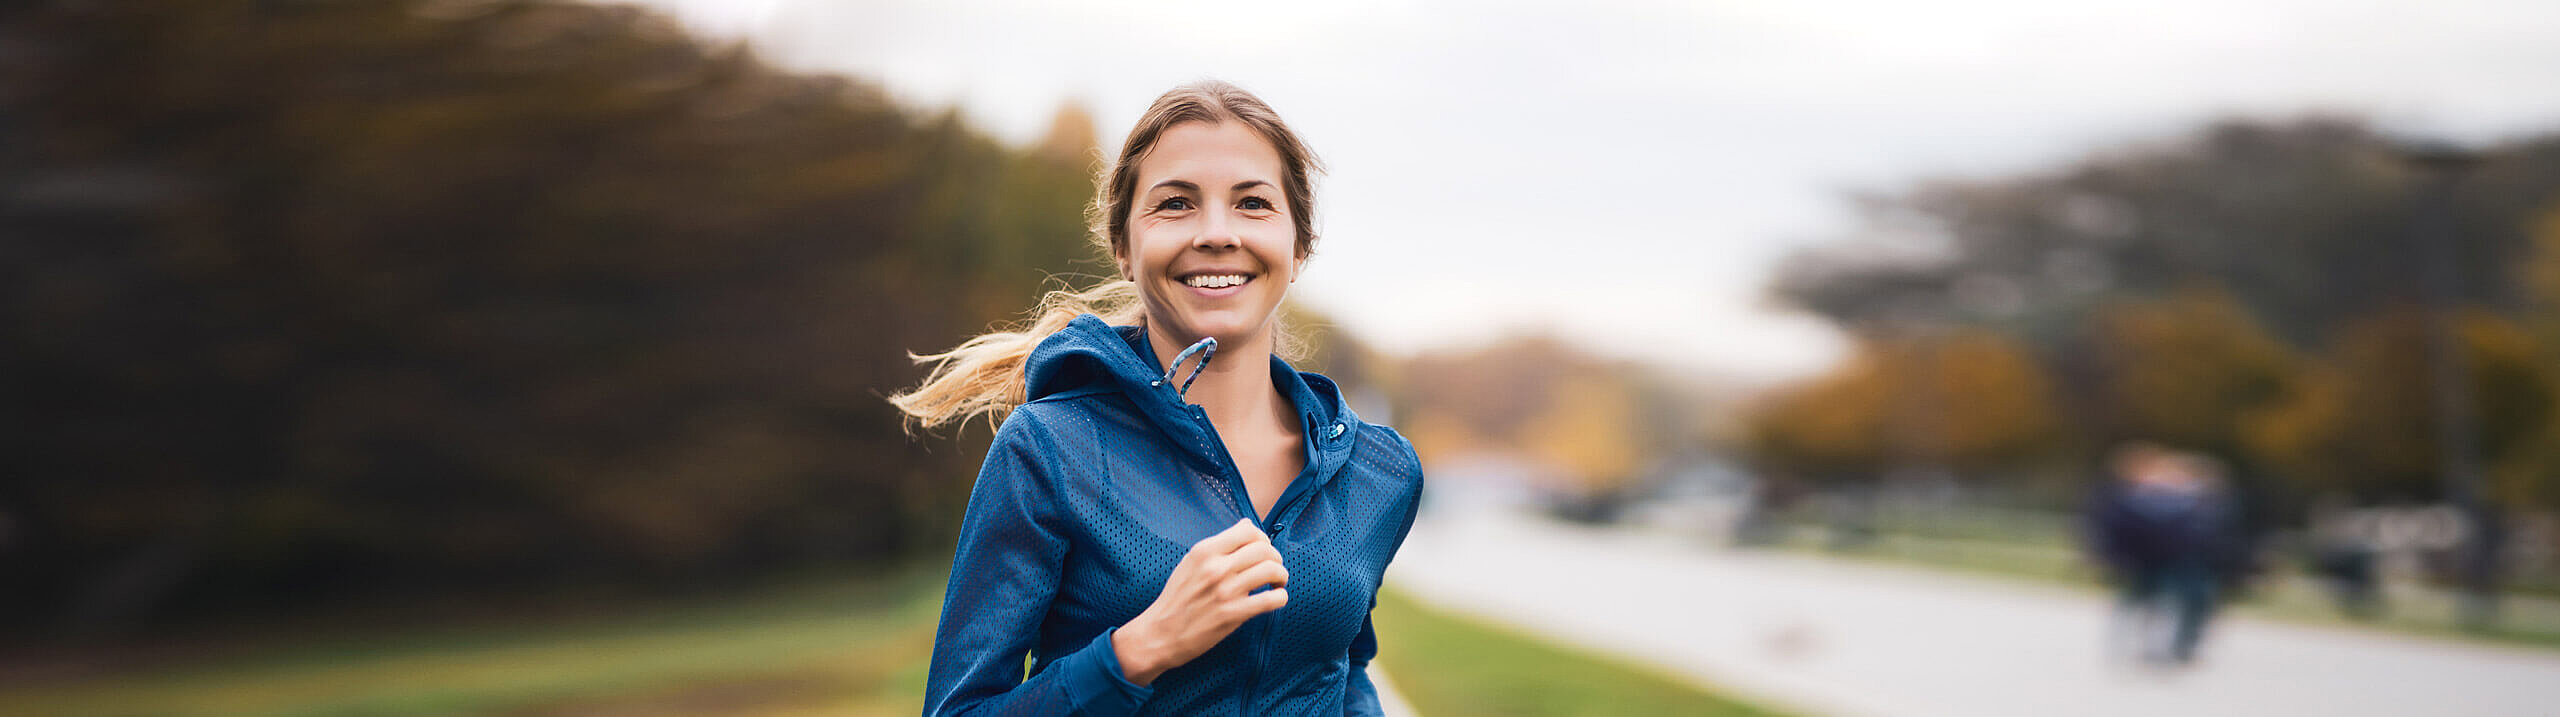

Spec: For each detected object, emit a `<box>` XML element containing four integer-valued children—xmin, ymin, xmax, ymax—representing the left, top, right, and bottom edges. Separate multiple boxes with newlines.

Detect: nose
<box><xmin>1195</xmin><ymin>210</ymin><xmax>1240</xmax><ymax>251</ymax></box>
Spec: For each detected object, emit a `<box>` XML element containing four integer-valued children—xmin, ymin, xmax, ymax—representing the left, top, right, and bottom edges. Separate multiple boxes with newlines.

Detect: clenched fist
<box><xmin>1112</xmin><ymin>518</ymin><xmax>1289</xmax><ymax>686</ymax></box>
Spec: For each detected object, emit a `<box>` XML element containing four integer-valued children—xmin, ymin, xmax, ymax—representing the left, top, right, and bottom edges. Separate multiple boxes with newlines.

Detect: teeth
<box><xmin>1184</xmin><ymin>274</ymin><xmax>1248</xmax><ymax>288</ymax></box>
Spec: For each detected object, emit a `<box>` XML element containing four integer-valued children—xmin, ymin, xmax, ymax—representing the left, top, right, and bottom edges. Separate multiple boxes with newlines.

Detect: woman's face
<box><xmin>1120</xmin><ymin>120</ymin><xmax>1301</xmax><ymax>353</ymax></box>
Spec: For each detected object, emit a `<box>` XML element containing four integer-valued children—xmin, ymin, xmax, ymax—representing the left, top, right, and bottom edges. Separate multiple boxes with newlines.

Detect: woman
<box><xmin>893</xmin><ymin>81</ymin><xmax>1424</xmax><ymax>716</ymax></box>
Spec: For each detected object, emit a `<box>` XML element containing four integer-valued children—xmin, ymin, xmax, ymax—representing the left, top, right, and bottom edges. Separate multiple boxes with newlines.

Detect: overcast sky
<box><xmin>632</xmin><ymin>0</ymin><xmax>2560</xmax><ymax>383</ymax></box>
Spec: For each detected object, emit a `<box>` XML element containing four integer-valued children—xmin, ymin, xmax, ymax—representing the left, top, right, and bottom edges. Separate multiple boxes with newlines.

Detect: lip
<box><xmin>1173</xmin><ymin>269</ymin><xmax>1258</xmax><ymax>299</ymax></box>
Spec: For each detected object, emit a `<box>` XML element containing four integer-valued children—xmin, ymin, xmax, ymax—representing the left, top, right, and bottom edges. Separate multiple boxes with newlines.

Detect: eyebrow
<box><xmin>1147</xmin><ymin>179</ymin><xmax>1275</xmax><ymax>193</ymax></box>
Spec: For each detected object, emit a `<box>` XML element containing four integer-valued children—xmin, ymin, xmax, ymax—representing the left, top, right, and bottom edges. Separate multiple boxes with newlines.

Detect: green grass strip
<box><xmin>1372</xmin><ymin>588</ymin><xmax>1795</xmax><ymax>717</ymax></box>
<box><xmin>10</xmin><ymin>572</ymin><xmax>1805</xmax><ymax>716</ymax></box>
<box><xmin>0</xmin><ymin>571</ymin><xmax>946</xmax><ymax>717</ymax></box>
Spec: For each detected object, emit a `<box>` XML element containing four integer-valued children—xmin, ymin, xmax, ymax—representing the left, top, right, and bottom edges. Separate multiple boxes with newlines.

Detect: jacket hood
<box><xmin>1023</xmin><ymin>314</ymin><xmax>1359</xmax><ymax>484</ymax></box>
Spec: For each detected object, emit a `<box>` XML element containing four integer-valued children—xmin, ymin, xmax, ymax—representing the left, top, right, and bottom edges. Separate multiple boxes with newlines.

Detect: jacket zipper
<box><xmin>1186</xmin><ymin>406</ymin><xmax>1267</xmax><ymax>712</ymax></box>
<box><xmin>1187</xmin><ymin>406</ymin><xmax>1263</xmax><ymax>526</ymax></box>
<box><xmin>1257</xmin><ymin>492</ymin><xmax>1321</xmax><ymax>712</ymax></box>
<box><xmin>1187</xmin><ymin>402</ymin><xmax>1331</xmax><ymax>713</ymax></box>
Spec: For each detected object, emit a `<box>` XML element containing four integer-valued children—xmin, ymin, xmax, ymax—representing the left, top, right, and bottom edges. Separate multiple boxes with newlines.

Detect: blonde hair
<box><xmin>890</xmin><ymin>80</ymin><xmax>1325</xmax><ymax>432</ymax></box>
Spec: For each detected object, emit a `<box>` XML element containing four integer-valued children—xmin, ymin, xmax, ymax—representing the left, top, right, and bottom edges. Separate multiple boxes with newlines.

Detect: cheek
<box><xmin>1124</xmin><ymin>231</ymin><xmax>1170</xmax><ymax>272</ymax></box>
<box><xmin>1256</xmin><ymin>233</ymin><xmax>1299</xmax><ymax>271</ymax></box>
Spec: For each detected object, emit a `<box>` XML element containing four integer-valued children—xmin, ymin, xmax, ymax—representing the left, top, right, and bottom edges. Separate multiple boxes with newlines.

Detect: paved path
<box><xmin>1388</xmin><ymin>509</ymin><xmax>2560</xmax><ymax>717</ymax></box>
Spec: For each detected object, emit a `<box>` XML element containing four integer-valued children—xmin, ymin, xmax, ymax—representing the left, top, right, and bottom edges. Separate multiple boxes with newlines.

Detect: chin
<box><xmin>1144</xmin><ymin>283</ymin><xmax>1283</xmax><ymax>345</ymax></box>
<box><xmin>1171</xmin><ymin>311</ymin><xmax>1271</xmax><ymax>346</ymax></box>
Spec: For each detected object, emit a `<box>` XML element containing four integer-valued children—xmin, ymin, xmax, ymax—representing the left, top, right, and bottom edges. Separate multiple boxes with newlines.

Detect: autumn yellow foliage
<box><xmin>1747</xmin><ymin>328</ymin><xmax>2058</xmax><ymax>482</ymax></box>
<box><xmin>2242</xmin><ymin>309</ymin><xmax>2556</xmax><ymax>504</ymax></box>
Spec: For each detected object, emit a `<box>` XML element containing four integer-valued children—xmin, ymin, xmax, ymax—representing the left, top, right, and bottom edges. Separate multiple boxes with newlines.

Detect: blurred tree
<box><xmin>1387</xmin><ymin>335</ymin><xmax>1694</xmax><ymax>498</ymax></box>
<box><xmin>2243</xmin><ymin>310</ymin><xmax>2556</xmax><ymax>506</ymax></box>
<box><xmin>1776</xmin><ymin>119</ymin><xmax>2560</xmax><ymax>344</ymax></box>
<box><xmin>2525</xmin><ymin>202</ymin><xmax>2560</xmax><ymax>349</ymax></box>
<box><xmin>2090</xmin><ymin>290</ymin><xmax>2299</xmax><ymax>453</ymax></box>
<box><xmin>0</xmin><ymin>0</ymin><xmax>1097</xmax><ymax>634</ymax></box>
<box><xmin>1397</xmin><ymin>411</ymin><xmax>1487</xmax><ymax>470</ymax></box>
<box><xmin>1769</xmin><ymin>117</ymin><xmax>2560</xmax><ymax>518</ymax></box>
<box><xmin>1745</xmin><ymin>329</ymin><xmax>2059</xmax><ymax>491</ymax></box>
<box><xmin>1930</xmin><ymin>330</ymin><xmax>2065</xmax><ymax>475</ymax></box>
<box><xmin>1746</xmin><ymin>341</ymin><xmax>1894</xmax><ymax>486</ymax></box>
<box><xmin>1034</xmin><ymin>102</ymin><xmax>1103</xmax><ymax>166</ymax></box>
<box><xmin>1395</xmin><ymin>336</ymin><xmax>1579</xmax><ymax>452</ymax></box>
<box><xmin>2508</xmin><ymin>204</ymin><xmax>2560</xmax><ymax>510</ymax></box>
<box><xmin>1521</xmin><ymin>374</ymin><xmax>1645</xmax><ymax>495</ymax></box>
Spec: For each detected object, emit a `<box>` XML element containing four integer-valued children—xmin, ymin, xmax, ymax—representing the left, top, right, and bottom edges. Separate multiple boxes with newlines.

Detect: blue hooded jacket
<box><xmin>923</xmin><ymin>315</ymin><xmax>1426</xmax><ymax>716</ymax></box>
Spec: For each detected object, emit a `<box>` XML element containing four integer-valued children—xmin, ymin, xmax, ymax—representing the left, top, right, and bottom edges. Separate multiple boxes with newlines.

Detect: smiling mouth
<box><xmin>1182</xmin><ymin>273</ymin><xmax>1253</xmax><ymax>289</ymax></box>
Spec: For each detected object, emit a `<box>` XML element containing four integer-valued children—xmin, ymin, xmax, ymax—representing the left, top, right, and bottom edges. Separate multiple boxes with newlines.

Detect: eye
<box><xmin>1238</xmin><ymin>196</ymin><xmax>1275</xmax><ymax>211</ymax></box>
<box><xmin>1153</xmin><ymin>197</ymin><xmax>1193</xmax><ymax>212</ymax></box>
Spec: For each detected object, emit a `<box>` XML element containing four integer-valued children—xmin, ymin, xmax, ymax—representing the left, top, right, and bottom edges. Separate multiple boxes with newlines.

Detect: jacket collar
<box><xmin>1024</xmin><ymin>314</ymin><xmax>1356</xmax><ymax>486</ymax></box>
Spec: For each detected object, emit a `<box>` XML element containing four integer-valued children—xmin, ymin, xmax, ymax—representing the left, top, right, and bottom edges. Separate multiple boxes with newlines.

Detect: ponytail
<box><xmin>889</xmin><ymin>280</ymin><xmax>1142</xmax><ymax>433</ymax></box>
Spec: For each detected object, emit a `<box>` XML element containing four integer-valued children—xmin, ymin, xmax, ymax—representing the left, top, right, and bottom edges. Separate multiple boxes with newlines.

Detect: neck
<box><xmin>1148</xmin><ymin>326</ymin><xmax>1292</xmax><ymax>434</ymax></box>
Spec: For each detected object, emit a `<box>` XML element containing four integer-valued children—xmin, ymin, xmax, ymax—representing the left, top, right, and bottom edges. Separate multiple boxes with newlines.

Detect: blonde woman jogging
<box><xmin>894</xmin><ymin>80</ymin><xmax>1424</xmax><ymax>716</ymax></box>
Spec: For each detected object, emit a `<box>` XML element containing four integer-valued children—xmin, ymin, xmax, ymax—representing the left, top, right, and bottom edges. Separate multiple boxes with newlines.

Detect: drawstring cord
<box><xmin>1162</xmin><ymin>336</ymin><xmax>1217</xmax><ymax>397</ymax></box>
<box><xmin>1151</xmin><ymin>335</ymin><xmax>1345</xmax><ymax>440</ymax></box>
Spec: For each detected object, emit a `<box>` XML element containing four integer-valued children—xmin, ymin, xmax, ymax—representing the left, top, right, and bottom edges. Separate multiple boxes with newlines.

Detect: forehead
<box><xmin>1136</xmin><ymin>121</ymin><xmax>1284</xmax><ymax>189</ymax></box>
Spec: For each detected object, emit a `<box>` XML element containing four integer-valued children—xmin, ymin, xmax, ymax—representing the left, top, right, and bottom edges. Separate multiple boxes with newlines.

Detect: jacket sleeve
<box><xmin>1343</xmin><ymin>443</ymin><xmax>1426</xmax><ymax>716</ymax></box>
<box><xmin>925</xmin><ymin>408</ymin><xmax>1153</xmax><ymax>717</ymax></box>
<box><xmin>2083</xmin><ymin>487</ymin><xmax>2133</xmax><ymax>572</ymax></box>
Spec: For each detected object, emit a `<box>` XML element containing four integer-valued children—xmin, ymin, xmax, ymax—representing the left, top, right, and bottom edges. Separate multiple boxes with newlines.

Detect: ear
<box><xmin>1114</xmin><ymin>251</ymin><xmax>1134</xmax><ymax>282</ymax></box>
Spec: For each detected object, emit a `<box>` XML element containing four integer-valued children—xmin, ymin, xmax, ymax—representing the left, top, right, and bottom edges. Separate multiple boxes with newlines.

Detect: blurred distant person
<box><xmin>2085</xmin><ymin>443</ymin><xmax>2234</xmax><ymax>667</ymax></box>
<box><xmin>892</xmin><ymin>81</ymin><xmax>1424</xmax><ymax>716</ymax></box>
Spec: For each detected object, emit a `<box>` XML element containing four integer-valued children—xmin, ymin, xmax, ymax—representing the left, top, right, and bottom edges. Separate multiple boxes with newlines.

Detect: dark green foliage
<box><xmin>1776</xmin><ymin>119</ymin><xmax>2560</xmax><ymax>342</ymax></box>
<box><xmin>0</xmin><ymin>0</ymin><xmax>1096</xmax><ymax>635</ymax></box>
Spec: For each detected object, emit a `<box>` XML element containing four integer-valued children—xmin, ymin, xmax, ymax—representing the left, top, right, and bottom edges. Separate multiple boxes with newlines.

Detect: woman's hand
<box><xmin>1112</xmin><ymin>518</ymin><xmax>1289</xmax><ymax>686</ymax></box>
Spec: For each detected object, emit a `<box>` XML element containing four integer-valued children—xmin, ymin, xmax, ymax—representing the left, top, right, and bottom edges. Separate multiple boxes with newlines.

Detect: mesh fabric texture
<box><xmin>922</xmin><ymin>315</ymin><xmax>1425</xmax><ymax>716</ymax></box>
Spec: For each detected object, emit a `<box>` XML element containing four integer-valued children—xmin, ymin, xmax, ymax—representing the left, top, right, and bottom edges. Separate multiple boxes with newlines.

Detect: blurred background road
<box><xmin>1393</xmin><ymin>501</ymin><xmax>2560</xmax><ymax>717</ymax></box>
